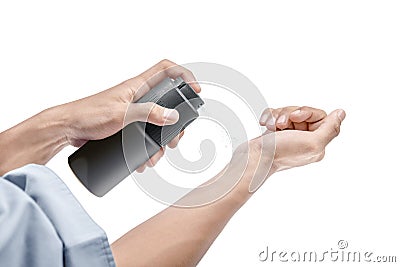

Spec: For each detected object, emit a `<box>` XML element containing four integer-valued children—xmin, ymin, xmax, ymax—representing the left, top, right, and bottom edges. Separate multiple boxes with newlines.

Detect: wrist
<box><xmin>226</xmin><ymin>161</ymin><xmax>278</xmax><ymax>205</ymax></box>
<box><xmin>0</xmin><ymin>106</ymin><xmax>70</xmax><ymax>174</ymax></box>
<box><xmin>35</xmin><ymin>106</ymin><xmax>70</xmax><ymax>152</ymax></box>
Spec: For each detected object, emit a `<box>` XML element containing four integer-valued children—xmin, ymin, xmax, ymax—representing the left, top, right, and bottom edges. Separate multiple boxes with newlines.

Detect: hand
<box><xmin>109</xmin><ymin>106</ymin><xmax>345</xmax><ymax>267</ymax></box>
<box><xmin>60</xmin><ymin>59</ymin><xmax>200</xmax><ymax>171</ymax></box>
<box><xmin>265</xmin><ymin>106</ymin><xmax>345</xmax><ymax>171</ymax></box>
<box><xmin>259</xmin><ymin>106</ymin><xmax>327</xmax><ymax>132</ymax></box>
<box><xmin>230</xmin><ymin>106</ymin><xmax>346</xmax><ymax>194</ymax></box>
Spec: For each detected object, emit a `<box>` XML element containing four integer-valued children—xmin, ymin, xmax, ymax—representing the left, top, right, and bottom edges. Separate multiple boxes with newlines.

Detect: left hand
<box><xmin>259</xmin><ymin>106</ymin><xmax>327</xmax><ymax>132</ymax></box>
<box><xmin>260</xmin><ymin>106</ymin><xmax>343</xmax><ymax>171</ymax></box>
<box><xmin>228</xmin><ymin>106</ymin><xmax>345</xmax><ymax>196</ymax></box>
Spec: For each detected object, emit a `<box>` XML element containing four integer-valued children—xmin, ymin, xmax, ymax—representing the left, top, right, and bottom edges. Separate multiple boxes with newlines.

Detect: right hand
<box><xmin>59</xmin><ymin>59</ymin><xmax>200</xmax><ymax>171</ymax></box>
<box><xmin>230</xmin><ymin>106</ymin><xmax>346</xmax><ymax>193</ymax></box>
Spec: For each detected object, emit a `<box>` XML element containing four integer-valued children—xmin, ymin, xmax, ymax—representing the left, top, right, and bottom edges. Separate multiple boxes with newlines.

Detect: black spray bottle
<box><xmin>68</xmin><ymin>77</ymin><xmax>204</xmax><ymax>197</ymax></box>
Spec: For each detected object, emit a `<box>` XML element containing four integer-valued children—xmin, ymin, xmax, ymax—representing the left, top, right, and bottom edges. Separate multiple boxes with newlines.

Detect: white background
<box><xmin>1</xmin><ymin>1</ymin><xmax>399</xmax><ymax>266</ymax></box>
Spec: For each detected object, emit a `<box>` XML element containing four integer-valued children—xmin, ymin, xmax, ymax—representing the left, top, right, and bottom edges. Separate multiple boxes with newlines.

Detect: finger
<box><xmin>158</xmin><ymin>60</ymin><xmax>201</xmax><ymax>93</ymax></box>
<box><xmin>290</xmin><ymin>106</ymin><xmax>327</xmax><ymax>123</ymax></box>
<box><xmin>275</xmin><ymin>113</ymin><xmax>290</xmax><ymax>130</ymax></box>
<box><xmin>259</xmin><ymin>108</ymin><xmax>274</xmax><ymax>126</ymax></box>
<box><xmin>136</xmin><ymin>164</ymin><xmax>147</xmax><ymax>173</ymax></box>
<box><xmin>261</xmin><ymin>108</ymin><xmax>282</xmax><ymax>131</ymax></box>
<box><xmin>128</xmin><ymin>59</ymin><xmax>201</xmax><ymax>101</ymax></box>
<box><xmin>292</xmin><ymin>121</ymin><xmax>309</xmax><ymax>131</ymax></box>
<box><xmin>288</xmin><ymin>108</ymin><xmax>311</xmax><ymax>130</ymax></box>
<box><xmin>275</xmin><ymin>106</ymin><xmax>298</xmax><ymax>130</ymax></box>
<box><xmin>125</xmin><ymin>102</ymin><xmax>179</xmax><ymax>126</ymax></box>
<box><xmin>146</xmin><ymin>148</ymin><xmax>165</xmax><ymax>167</ymax></box>
<box><xmin>308</xmin><ymin>119</ymin><xmax>325</xmax><ymax>131</ymax></box>
<box><xmin>167</xmin><ymin>130</ymin><xmax>184</xmax><ymax>149</ymax></box>
<box><xmin>289</xmin><ymin>107</ymin><xmax>327</xmax><ymax>131</ymax></box>
<box><xmin>167</xmin><ymin>135</ymin><xmax>180</xmax><ymax>149</ymax></box>
<box><xmin>315</xmin><ymin>109</ymin><xmax>346</xmax><ymax>145</ymax></box>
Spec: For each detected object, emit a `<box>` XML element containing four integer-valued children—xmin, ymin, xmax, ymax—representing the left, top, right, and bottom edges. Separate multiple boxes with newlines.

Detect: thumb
<box><xmin>125</xmin><ymin>102</ymin><xmax>179</xmax><ymax>126</ymax></box>
<box><xmin>315</xmin><ymin>109</ymin><xmax>346</xmax><ymax>145</ymax></box>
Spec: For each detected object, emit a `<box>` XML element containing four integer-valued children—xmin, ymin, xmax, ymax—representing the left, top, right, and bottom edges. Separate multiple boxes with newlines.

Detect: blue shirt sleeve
<box><xmin>0</xmin><ymin>164</ymin><xmax>116</xmax><ymax>267</ymax></box>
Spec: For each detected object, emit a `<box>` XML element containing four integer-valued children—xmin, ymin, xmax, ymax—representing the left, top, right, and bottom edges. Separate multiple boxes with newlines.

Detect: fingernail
<box><xmin>266</xmin><ymin>117</ymin><xmax>275</xmax><ymax>127</ymax></box>
<box><xmin>163</xmin><ymin>108</ymin><xmax>179</xmax><ymax>122</ymax></box>
<box><xmin>277</xmin><ymin>115</ymin><xmax>286</xmax><ymax>125</ymax></box>
<box><xmin>337</xmin><ymin>109</ymin><xmax>346</xmax><ymax>122</ymax></box>
<box><xmin>291</xmin><ymin>109</ymin><xmax>302</xmax><ymax>116</ymax></box>
<box><xmin>193</xmin><ymin>82</ymin><xmax>202</xmax><ymax>93</ymax></box>
<box><xmin>259</xmin><ymin>113</ymin><xmax>268</xmax><ymax>124</ymax></box>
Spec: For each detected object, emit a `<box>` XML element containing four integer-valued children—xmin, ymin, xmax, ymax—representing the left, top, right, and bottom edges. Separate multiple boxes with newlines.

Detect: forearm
<box><xmin>112</xmin><ymin>192</ymin><xmax>246</xmax><ymax>266</ymax></box>
<box><xmin>111</xmin><ymin>167</ymin><xmax>273</xmax><ymax>267</ymax></box>
<box><xmin>0</xmin><ymin>106</ymin><xmax>69</xmax><ymax>175</ymax></box>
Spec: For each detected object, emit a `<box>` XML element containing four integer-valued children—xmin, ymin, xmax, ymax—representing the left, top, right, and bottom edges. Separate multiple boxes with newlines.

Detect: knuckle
<box><xmin>120</xmin><ymin>80</ymin><xmax>137</xmax><ymax>101</ymax></box>
<box><xmin>134</xmin><ymin>76</ymin><xmax>151</xmax><ymax>93</ymax></box>
<box><xmin>159</xmin><ymin>59</ymin><xmax>174</xmax><ymax>68</ymax></box>
<box><xmin>262</xmin><ymin>108</ymin><xmax>273</xmax><ymax>117</ymax></box>
<box><xmin>332</xmin><ymin>122</ymin><xmax>341</xmax><ymax>137</ymax></box>
<box><xmin>281</xmin><ymin>107</ymin><xmax>293</xmax><ymax>114</ymax></box>
<box><xmin>133</xmin><ymin>75</ymin><xmax>146</xmax><ymax>87</ymax></box>
<box><xmin>273</xmin><ymin>110</ymin><xmax>282</xmax><ymax>119</ymax></box>
<box><xmin>272</xmin><ymin>108</ymin><xmax>282</xmax><ymax>117</ymax></box>
<box><xmin>149</xmin><ymin>104</ymin><xmax>164</xmax><ymax>121</ymax></box>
